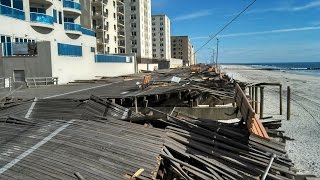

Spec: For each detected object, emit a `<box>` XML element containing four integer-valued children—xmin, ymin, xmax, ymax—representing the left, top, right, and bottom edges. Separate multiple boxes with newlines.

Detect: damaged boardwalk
<box><xmin>0</xmin><ymin>65</ymin><xmax>316</xmax><ymax>179</ymax></box>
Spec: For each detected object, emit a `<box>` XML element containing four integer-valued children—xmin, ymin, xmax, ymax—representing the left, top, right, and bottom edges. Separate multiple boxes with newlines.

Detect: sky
<box><xmin>151</xmin><ymin>0</ymin><xmax>320</xmax><ymax>64</ymax></box>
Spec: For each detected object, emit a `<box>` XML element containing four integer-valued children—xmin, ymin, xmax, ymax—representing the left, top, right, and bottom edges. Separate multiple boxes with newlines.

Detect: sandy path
<box><xmin>223</xmin><ymin>65</ymin><xmax>320</xmax><ymax>176</ymax></box>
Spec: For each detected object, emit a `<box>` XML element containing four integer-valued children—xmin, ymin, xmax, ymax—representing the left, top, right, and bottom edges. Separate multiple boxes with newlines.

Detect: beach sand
<box><xmin>222</xmin><ymin>65</ymin><xmax>320</xmax><ymax>176</ymax></box>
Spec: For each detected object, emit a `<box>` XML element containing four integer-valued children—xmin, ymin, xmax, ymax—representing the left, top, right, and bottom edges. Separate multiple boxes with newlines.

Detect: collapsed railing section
<box><xmin>235</xmin><ymin>83</ymin><xmax>270</xmax><ymax>140</ymax></box>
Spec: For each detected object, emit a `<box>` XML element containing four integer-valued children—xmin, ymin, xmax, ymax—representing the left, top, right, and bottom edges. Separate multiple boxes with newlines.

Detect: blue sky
<box><xmin>151</xmin><ymin>0</ymin><xmax>320</xmax><ymax>63</ymax></box>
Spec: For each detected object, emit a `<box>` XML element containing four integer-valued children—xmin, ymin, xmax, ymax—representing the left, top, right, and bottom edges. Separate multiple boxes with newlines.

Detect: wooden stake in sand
<box><xmin>260</xmin><ymin>86</ymin><xmax>264</xmax><ymax>119</ymax></box>
<box><xmin>287</xmin><ymin>86</ymin><xmax>291</xmax><ymax>120</ymax></box>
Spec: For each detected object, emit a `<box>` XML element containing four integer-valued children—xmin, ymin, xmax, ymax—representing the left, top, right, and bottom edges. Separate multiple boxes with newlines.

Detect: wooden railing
<box><xmin>235</xmin><ymin>83</ymin><xmax>270</xmax><ymax>140</ymax></box>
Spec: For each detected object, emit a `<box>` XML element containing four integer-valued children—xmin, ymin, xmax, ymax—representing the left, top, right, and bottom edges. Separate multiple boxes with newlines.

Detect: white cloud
<box><xmin>292</xmin><ymin>1</ymin><xmax>320</xmax><ymax>11</ymax></box>
<box><xmin>173</xmin><ymin>10</ymin><xmax>212</xmax><ymax>21</ymax></box>
<box><xmin>249</xmin><ymin>0</ymin><xmax>320</xmax><ymax>14</ymax></box>
<box><xmin>219</xmin><ymin>26</ymin><xmax>320</xmax><ymax>38</ymax></box>
<box><xmin>191</xmin><ymin>26</ymin><xmax>320</xmax><ymax>40</ymax></box>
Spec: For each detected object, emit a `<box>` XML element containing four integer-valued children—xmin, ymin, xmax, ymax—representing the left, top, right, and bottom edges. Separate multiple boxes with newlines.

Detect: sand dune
<box><xmin>223</xmin><ymin>65</ymin><xmax>320</xmax><ymax>176</ymax></box>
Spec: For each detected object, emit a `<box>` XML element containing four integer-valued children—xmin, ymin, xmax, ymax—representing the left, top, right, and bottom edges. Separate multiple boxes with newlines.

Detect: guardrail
<box><xmin>26</xmin><ymin>77</ymin><xmax>58</xmax><ymax>88</ymax></box>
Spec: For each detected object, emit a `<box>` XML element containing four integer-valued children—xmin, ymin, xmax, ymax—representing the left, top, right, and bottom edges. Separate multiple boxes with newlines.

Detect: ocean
<box><xmin>230</xmin><ymin>62</ymin><xmax>320</xmax><ymax>76</ymax></box>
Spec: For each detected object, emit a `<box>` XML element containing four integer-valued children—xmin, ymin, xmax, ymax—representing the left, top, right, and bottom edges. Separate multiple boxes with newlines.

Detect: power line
<box><xmin>194</xmin><ymin>0</ymin><xmax>257</xmax><ymax>55</ymax></box>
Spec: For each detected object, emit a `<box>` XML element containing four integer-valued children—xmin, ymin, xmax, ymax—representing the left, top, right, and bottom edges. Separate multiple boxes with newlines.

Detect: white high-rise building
<box><xmin>92</xmin><ymin>0</ymin><xmax>126</xmax><ymax>54</ymax></box>
<box><xmin>0</xmin><ymin>0</ymin><xmax>137</xmax><ymax>84</ymax></box>
<box><xmin>151</xmin><ymin>15</ymin><xmax>171</xmax><ymax>61</ymax></box>
<box><xmin>124</xmin><ymin>0</ymin><xmax>152</xmax><ymax>61</ymax></box>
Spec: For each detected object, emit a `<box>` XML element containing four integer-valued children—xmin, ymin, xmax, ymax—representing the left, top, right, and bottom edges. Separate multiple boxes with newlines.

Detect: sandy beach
<box><xmin>222</xmin><ymin>65</ymin><xmax>320</xmax><ymax>176</ymax></box>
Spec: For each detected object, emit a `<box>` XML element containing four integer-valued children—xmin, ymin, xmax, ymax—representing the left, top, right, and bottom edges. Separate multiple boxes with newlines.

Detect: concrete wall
<box><xmin>0</xmin><ymin>42</ymin><xmax>52</xmax><ymax>79</ymax></box>
<box><xmin>170</xmin><ymin>58</ymin><xmax>183</xmax><ymax>68</ymax></box>
<box><xmin>138</xmin><ymin>63</ymin><xmax>158</xmax><ymax>72</ymax></box>
<box><xmin>175</xmin><ymin>107</ymin><xmax>239</xmax><ymax>120</ymax></box>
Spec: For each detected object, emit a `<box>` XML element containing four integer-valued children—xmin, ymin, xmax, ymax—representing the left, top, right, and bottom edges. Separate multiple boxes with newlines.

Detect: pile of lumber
<box><xmin>155</xmin><ymin>110</ymin><xmax>296</xmax><ymax>180</ymax></box>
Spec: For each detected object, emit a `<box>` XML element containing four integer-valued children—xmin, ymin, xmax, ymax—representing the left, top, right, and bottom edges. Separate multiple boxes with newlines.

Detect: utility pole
<box><xmin>216</xmin><ymin>38</ymin><xmax>219</xmax><ymax>68</ymax></box>
<box><xmin>212</xmin><ymin>48</ymin><xmax>215</xmax><ymax>65</ymax></box>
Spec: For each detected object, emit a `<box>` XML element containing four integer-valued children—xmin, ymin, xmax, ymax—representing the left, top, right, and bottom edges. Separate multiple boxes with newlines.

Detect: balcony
<box><xmin>29</xmin><ymin>0</ymin><xmax>53</xmax><ymax>5</ymax></box>
<box><xmin>117</xmin><ymin>8</ymin><xmax>124</xmax><ymax>15</ymax></box>
<box><xmin>117</xmin><ymin>0</ymin><xmax>124</xmax><ymax>5</ymax></box>
<box><xmin>118</xmin><ymin>31</ymin><xmax>125</xmax><ymax>37</ymax></box>
<box><xmin>30</xmin><ymin>12</ymin><xmax>54</xmax><ymax>29</ymax></box>
<box><xmin>92</xmin><ymin>11</ymin><xmax>107</xmax><ymax>19</ymax></box>
<box><xmin>118</xmin><ymin>41</ymin><xmax>125</xmax><ymax>48</ymax></box>
<box><xmin>81</xmin><ymin>27</ymin><xmax>95</xmax><ymax>37</ymax></box>
<box><xmin>63</xmin><ymin>0</ymin><xmax>81</xmax><ymax>15</ymax></box>
<box><xmin>64</xmin><ymin>22</ymin><xmax>82</xmax><ymax>35</ymax></box>
<box><xmin>0</xmin><ymin>4</ymin><xmax>25</xmax><ymax>20</ymax></box>
<box><xmin>117</xmin><ymin>19</ymin><xmax>124</xmax><ymax>26</ymax></box>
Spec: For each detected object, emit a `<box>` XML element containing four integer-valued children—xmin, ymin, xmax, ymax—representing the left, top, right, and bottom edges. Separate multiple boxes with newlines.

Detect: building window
<box><xmin>30</xmin><ymin>7</ymin><xmax>45</xmax><ymax>13</ymax></box>
<box><xmin>160</xmin><ymin>43</ymin><xmax>163</xmax><ymax>47</ymax></box>
<box><xmin>132</xmin><ymin>40</ymin><xmax>137</xmax><ymax>45</ymax></box>
<box><xmin>1</xmin><ymin>0</ymin><xmax>11</xmax><ymax>6</ymax></box>
<box><xmin>13</xmin><ymin>0</ymin><xmax>23</xmax><ymax>10</ymax></box>
<box><xmin>152</xmin><ymin>28</ymin><xmax>155</xmax><ymax>31</ymax></box>
<box><xmin>131</xmin><ymin>6</ymin><xmax>136</xmax><ymax>11</ymax></box>
<box><xmin>131</xmin><ymin>31</ymin><xmax>137</xmax><ymax>36</ymax></box>
<box><xmin>131</xmin><ymin>14</ymin><xmax>136</xmax><ymax>19</ymax></box>
<box><xmin>58</xmin><ymin>43</ymin><xmax>82</xmax><ymax>57</ymax></box>
<box><xmin>153</xmin><ymin>54</ymin><xmax>156</xmax><ymax>58</ymax></box>
<box><xmin>132</xmin><ymin>48</ymin><xmax>137</xmax><ymax>53</ymax></box>
<box><xmin>58</xmin><ymin>11</ymin><xmax>62</xmax><ymax>24</ymax></box>
<box><xmin>53</xmin><ymin>9</ymin><xmax>57</xmax><ymax>23</ymax></box>
<box><xmin>160</xmin><ymin>27</ymin><xmax>164</xmax><ymax>31</ymax></box>
<box><xmin>131</xmin><ymin>23</ymin><xmax>136</xmax><ymax>28</ymax></box>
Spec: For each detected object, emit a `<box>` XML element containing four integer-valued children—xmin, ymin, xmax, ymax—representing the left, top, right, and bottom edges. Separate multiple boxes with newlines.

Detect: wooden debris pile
<box><xmin>0</xmin><ymin>97</ymin><xmax>33</xmax><ymax>110</ymax></box>
<box><xmin>148</xmin><ymin>108</ymin><xmax>297</xmax><ymax>180</ymax></box>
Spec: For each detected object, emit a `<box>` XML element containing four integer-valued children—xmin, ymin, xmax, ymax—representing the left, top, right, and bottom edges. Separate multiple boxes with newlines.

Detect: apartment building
<box><xmin>92</xmin><ymin>0</ymin><xmax>126</xmax><ymax>54</ymax></box>
<box><xmin>171</xmin><ymin>36</ymin><xmax>197</xmax><ymax>66</ymax></box>
<box><xmin>0</xmin><ymin>0</ymin><xmax>136</xmax><ymax>84</ymax></box>
<box><xmin>124</xmin><ymin>0</ymin><xmax>152</xmax><ymax>62</ymax></box>
<box><xmin>151</xmin><ymin>15</ymin><xmax>171</xmax><ymax>61</ymax></box>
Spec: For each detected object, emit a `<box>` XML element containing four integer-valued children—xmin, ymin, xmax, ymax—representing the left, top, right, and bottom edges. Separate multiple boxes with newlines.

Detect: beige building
<box><xmin>171</xmin><ymin>36</ymin><xmax>196</xmax><ymax>66</ymax></box>
<box><xmin>92</xmin><ymin>0</ymin><xmax>126</xmax><ymax>54</ymax></box>
<box><xmin>151</xmin><ymin>15</ymin><xmax>171</xmax><ymax>61</ymax></box>
<box><xmin>124</xmin><ymin>0</ymin><xmax>152</xmax><ymax>61</ymax></box>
